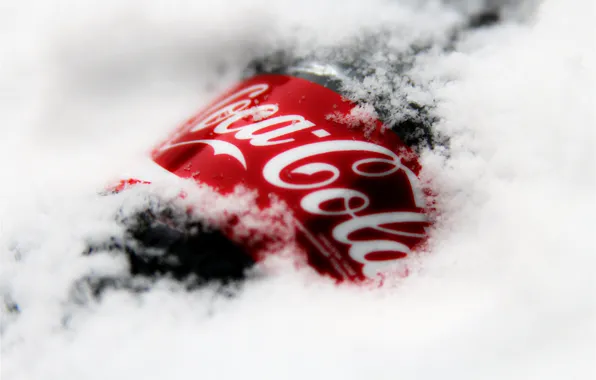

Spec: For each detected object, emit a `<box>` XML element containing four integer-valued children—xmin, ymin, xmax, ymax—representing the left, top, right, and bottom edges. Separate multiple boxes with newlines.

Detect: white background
<box><xmin>1</xmin><ymin>0</ymin><xmax>594</xmax><ymax>379</ymax></box>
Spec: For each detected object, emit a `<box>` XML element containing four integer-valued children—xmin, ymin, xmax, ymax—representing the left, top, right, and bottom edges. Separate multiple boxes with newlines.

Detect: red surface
<box><xmin>151</xmin><ymin>74</ymin><xmax>430</xmax><ymax>282</ymax></box>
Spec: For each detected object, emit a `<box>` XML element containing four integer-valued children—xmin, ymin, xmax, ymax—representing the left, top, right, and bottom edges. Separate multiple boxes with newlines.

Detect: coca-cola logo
<box><xmin>153</xmin><ymin>76</ymin><xmax>429</xmax><ymax>280</ymax></box>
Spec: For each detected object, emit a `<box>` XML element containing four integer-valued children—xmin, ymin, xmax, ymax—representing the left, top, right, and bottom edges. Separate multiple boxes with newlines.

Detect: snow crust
<box><xmin>1</xmin><ymin>0</ymin><xmax>594</xmax><ymax>379</ymax></box>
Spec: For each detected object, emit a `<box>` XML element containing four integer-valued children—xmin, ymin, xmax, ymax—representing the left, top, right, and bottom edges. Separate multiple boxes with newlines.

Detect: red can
<box><xmin>140</xmin><ymin>73</ymin><xmax>431</xmax><ymax>282</ymax></box>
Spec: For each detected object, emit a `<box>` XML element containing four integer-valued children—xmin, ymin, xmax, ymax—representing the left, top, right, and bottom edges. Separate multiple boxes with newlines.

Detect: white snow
<box><xmin>1</xmin><ymin>0</ymin><xmax>594</xmax><ymax>379</ymax></box>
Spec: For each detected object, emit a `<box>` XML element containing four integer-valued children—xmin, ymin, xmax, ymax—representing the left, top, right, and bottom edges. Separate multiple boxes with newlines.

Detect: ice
<box><xmin>1</xmin><ymin>0</ymin><xmax>594</xmax><ymax>379</ymax></box>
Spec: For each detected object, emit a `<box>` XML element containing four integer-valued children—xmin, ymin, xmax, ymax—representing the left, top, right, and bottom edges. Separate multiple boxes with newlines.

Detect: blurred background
<box><xmin>1</xmin><ymin>1</ymin><xmax>594</xmax><ymax>379</ymax></box>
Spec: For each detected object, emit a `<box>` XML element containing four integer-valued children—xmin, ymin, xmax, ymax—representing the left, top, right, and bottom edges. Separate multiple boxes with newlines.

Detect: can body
<box><xmin>147</xmin><ymin>74</ymin><xmax>430</xmax><ymax>282</ymax></box>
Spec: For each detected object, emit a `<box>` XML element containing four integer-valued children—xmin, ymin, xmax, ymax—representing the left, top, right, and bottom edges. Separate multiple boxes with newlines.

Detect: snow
<box><xmin>1</xmin><ymin>0</ymin><xmax>594</xmax><ymax>379</ymax></box>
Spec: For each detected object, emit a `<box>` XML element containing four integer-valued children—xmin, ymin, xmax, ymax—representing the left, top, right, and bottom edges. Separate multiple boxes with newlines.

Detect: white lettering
<box><xmin>158</xmin><ymin>82</ymin><xmax>429</xmax><ymax>279</ymax></box>
<box><xmin>262</xmin><ymin>140</ymin><xmax>403</xmax><ymax>190</ymax></box>
<box><xmin>300</xmin><ymin>188</ymin><xmax>369</xmax><ymax>216</ymax></box>
<box><xmin>164</xmin><ymin>139</ymin><xmax>247</xmax><ymax>169</ymax></box>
